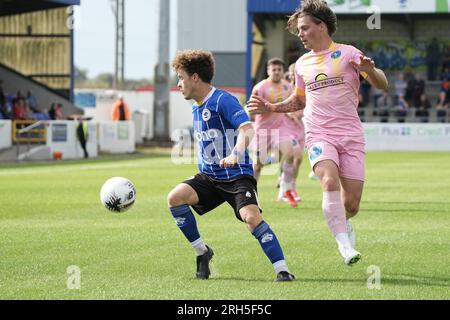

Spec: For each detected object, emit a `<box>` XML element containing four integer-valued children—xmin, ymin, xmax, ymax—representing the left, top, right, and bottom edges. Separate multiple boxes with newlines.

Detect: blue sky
<box><xmin>74</xmin><ymin>0</ymin><xmax>176</xmax><ymax>80</ymax></box>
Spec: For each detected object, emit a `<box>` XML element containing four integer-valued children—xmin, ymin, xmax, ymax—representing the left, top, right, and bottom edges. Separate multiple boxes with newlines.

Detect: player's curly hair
<box><xmin>171</xmin><ymin>50</ymin><xmax>215</xmax><ymax>84</ymax></box>
<box><xmin>287</xmin><ymin>0</ymin><xmax>337</xmax><ymax>36</ymax></box>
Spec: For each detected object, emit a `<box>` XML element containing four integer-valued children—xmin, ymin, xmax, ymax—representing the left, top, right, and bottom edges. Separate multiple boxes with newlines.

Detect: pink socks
<box><xmin>322</xmin><ymin>191</ymin><xmax>347</xmax><ymax>236</ymax></box>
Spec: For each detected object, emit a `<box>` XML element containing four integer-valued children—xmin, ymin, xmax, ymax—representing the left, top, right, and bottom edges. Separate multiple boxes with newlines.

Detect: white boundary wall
<box><xmin>46</xmin><ymin>121</ymin><xmax>98</xmax><ymax>159</ymax></box>
<box><xmin>46</xmin><ymin>121</ymin><xmax>136</xmax><ymax>158</ymax></box>
<box><xmin>0</xmin><ymin>120</ymin><xmax>12</xmax><ymax>150</ymax></box>
<box><xmin>98</xmin><ymin>121</ymin><xmax>135</xmax><ymax>153</ymax></box>
<box><xmin>364</xmin><ymin>123</ymin><xmax>450</xmax><ymax>151</ymax></box>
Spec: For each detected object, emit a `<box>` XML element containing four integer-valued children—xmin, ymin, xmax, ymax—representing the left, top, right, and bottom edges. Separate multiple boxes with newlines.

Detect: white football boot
<box><xmin>337</xmin><ymin>243</ymin><xmax>361</xmax><ymax>266</ymax></box>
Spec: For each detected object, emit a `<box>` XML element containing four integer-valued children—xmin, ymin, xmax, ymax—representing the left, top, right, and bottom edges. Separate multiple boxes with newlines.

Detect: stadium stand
<box><xmin>0</xmin><ymin>0</ymin><xmax>82</xmax><ymax>161</ymax></box>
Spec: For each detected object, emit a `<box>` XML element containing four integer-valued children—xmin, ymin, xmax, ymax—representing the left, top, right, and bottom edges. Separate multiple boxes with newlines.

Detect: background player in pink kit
<box><xmin>283</xmin><ymin>63</ymin><xmax>306</xmax><ymax>201</ymax></box>
<box><xmin>246</xmin><ymin>0</ymin><xmax>388</xmax><ymax>265</ymax></box>
<box><xmin>251</xmin><ymin>58</ymin><xmax>301</xmax><ymax>207</ymax></box>
<box><xmin>287</xmin><ymin>63</ymin><xmax>319</xmax><ymax>183</ymax></box>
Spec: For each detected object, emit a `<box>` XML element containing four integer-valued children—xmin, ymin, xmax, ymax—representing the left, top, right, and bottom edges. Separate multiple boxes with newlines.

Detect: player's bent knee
<box><xmin>167</xmin><ymin>189</ymin><xmax>185</xmax><ymax>207</ymax></box>
<box><xmin>321</xmin><ymin>176</ymin><xmax>340</xmax><ymax>191</ymax></box>
<box><xmin>245</xmin><ymin>215</ymin><xmax>263</xmax><ymax>230</ymax></box>
<box><xmin>283</xmin><ymin>150</ymin><xmax>294</xmax><ymax>161</ymax></box>
<box><xmin>345</xmin><ymin>203</ymin><xmax>360</xmax><ymax>216</ymax></box>
<box><xmin>239</xmin><ymin>207</ymin><xmax>262</xmax><ymax>229</ymax></box>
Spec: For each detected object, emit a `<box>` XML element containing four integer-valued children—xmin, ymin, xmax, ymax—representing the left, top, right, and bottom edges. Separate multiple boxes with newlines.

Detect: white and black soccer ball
<box><xmin>100</xmin><ymin>177</ymin><xmax>136</xmax><ymax>212</ymax></box>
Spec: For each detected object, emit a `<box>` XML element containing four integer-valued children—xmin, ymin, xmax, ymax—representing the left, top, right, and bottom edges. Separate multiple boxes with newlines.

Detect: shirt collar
<box><xmin>194</xmin><ymin>87</ymin><xmax>216</xmax><ymax>107</ymax></box>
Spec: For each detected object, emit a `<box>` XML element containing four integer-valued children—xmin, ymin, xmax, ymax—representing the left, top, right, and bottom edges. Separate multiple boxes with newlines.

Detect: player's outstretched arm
<box><xmin>350</xmin><ymin>55</ymin><xmax>388</xmax><ymax>91</ymax></box>
<box><xmin>219</xmin><ymin>123</ymin><xmax>254</xmax><ymax>168</ymax></box>
<box><xmin>245</xmin><ymin>93</ymin><xmax>305</xmax><ymax>114</ymax></box>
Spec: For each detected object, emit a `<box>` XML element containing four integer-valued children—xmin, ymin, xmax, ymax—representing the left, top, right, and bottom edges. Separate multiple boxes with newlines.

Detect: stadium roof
<box><xmin>247</xmin><ymin>0</ymin><xmax>300</xmax><ymax>13</ymax></box>
<box><xmin>0</xmin><ymin>0</ymin><xmax>80</xmax><ymax>17</ymax></box>
<box><xmin>246</xmin><ymin>0</ymin><xmax>301</xmax><ymax>98</ymax></box>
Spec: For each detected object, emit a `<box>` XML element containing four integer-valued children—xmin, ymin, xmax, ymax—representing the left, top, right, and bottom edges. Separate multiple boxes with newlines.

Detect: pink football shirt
<box><xmin>295</xmin><ymin>42</ymin><xmax>367</xmax><ymax>144</ymax></box>
<box><xmin>252</xmin><ymin>79</ymin><xmax>293</xmax><ymax>131</ymax></box>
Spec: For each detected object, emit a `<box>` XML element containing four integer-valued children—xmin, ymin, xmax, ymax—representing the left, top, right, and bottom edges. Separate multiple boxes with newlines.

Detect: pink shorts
<box><xmin>252</xmin><ymin>127</ymin><xmax>296</xmax><ymax>161</ymax></box>
<box><xmin>283</xmin><ymin>117</ymin><xmax>305</xmax><ymax>151</ymax></box>
<box><xmin>307</xmin><ymin>136</ymin><xmax>365</xmax><ymax>181</ymax></box>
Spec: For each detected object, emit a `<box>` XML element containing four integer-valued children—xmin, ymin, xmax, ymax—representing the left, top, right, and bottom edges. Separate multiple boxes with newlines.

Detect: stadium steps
<box><xmin>17</xmin><ymin>146</ymin><xmax>51</xmax><ymax>161</ymax></box>
<box><xmin>0</xmin><ymin>144</ymin><xmax>47</xmax><ymax>162</ymax></box>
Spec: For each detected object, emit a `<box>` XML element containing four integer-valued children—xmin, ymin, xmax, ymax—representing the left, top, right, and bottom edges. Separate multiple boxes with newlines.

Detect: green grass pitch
<box><xmin>0</xmin><ymin>152</ymin><xmax>449</xmax><ymax>299</ymax></box>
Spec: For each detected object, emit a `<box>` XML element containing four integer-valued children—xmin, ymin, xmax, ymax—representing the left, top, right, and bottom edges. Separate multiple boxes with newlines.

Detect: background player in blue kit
<box><xmin>167</xmin><ymin>50</ymin><xmax>295</xmax><ymax>282</ymax></box>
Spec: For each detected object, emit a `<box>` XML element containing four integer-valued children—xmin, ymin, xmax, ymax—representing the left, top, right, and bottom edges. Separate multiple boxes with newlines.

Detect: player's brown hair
<box><xmin>267</xmin><ymin>57</ymin><xmax>286</xmax><ymax>68</ymax></box>
<box><xmin>171</xmin><ymin>50</ymin><xmax>215</xmax><ymax>84</ymax></box>
<box><xmin>287</xmin><ymin>0</ymin><xmax>337</xmax><ymax>36</ymax></box>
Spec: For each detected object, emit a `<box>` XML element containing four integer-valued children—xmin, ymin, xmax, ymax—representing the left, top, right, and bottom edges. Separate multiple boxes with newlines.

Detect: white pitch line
<box><xmin>0</xmin><ymin>161</ymin><xmax>152</xmax><ymax>176</ymax></box>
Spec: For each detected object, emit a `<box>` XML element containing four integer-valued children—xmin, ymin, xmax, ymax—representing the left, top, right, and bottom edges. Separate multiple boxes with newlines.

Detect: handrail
<box><xmin>13</xmin><ymin>120</ymin><xmax>47</xmax><ymax>144</ymax></box>
<box><xmin>17</xmin><ymin>120</ymin><xmax>47</xmax><ymax>134</ymax></box>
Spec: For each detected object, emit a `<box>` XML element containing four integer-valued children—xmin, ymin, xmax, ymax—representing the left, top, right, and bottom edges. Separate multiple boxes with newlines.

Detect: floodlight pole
<box><xmin>112</xmin><ymin>0</ymin><xmax>125</xmax><ymax>90</ymax></box>
<box><xmin>152</xmin><ymin>0</ymin><xmax>171</xmax><ymax>142</ymax></box>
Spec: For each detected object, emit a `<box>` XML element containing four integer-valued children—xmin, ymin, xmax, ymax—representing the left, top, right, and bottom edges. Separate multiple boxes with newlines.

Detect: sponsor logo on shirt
<box><xmin>194</xmin><ymin>129</ymin><xmax>221</xmax><ymax>141</ymax></box>
<box><xmin>331</xmin><ymin>50</ymin><xmax>342</xmax><ymax>59</ymax></box>
<box><xmin>233</xmin><ymin>109</ymin><xmax>247</xmax><ymax>118</ymax></box>
<box><xmin>306</xmin><ymin>73</ymin><xmax>344</xmax><ymax>91</ymax></box>
<box><xmin>202</xmin><ymin>108</ymin><xmax>211</xmax><ymax>121</ymax></box>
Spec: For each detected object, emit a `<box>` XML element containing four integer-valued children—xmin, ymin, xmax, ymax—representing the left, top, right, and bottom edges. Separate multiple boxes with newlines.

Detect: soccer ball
<box><xmin>100</xmin><ymin>177</ymin><xmax>136</xmax><ymax>212</ymax></box>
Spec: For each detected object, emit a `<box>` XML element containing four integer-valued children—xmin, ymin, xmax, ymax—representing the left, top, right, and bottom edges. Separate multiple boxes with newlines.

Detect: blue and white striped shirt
<box><xmin>192</xmin><ymin>88</ymin><xmax>253</xmax><ymax>180</ymax></box>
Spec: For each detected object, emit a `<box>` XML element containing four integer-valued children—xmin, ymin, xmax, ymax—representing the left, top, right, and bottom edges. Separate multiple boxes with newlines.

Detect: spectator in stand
<box><xmin>16</xmin><ymin>90</ymin><xmax>25</xmax><ymax>100</ymax></box>
<box><xmin>408</xmin><ymin>74</ymin><xmax>426</xmax><ymax>108</ymax></box>
<box><xmin>441</xmin><ymin>67</ymin><xmax>450</xmax><ymax>83</ymax></box>
<box><xmin>436</xmin><ymin>72</ymin><xmax>450</xmax><ymax>122</ymax></box>
<box><xmin>442</xmin><ymin>46</ymin><xmax>450</xmax><ymax>71</ymax></box>
<box><xmin>415</xmin><ymin>94</ymin><xmax>431</xmax><ymax>122</ymax></box>
<box><xmin>48</xmin><ymin>103</ymin><xmax>63</xmax><ymax>120</ymax></box>
<box><xmin>426</xmin><ymin>37</ymin><xmax>442</xmax><ymax>81</ymax></box>
<box><xmin>12</xmin><ymin>98</ymin><xmax>29</xmax><ymax>120</ymax></box>
<box><xmin>111</xmin><ymin>94</ymin><xmax>130</xmax><ymax>121</ymax></box>
<box><xmin>376</xmin><ymin>89</ymin><xmax>392</xmax><ymax>122</ymax></box>
<box><xmin>394</xmin><ymin>72</ymin><xmax>407</xmax><ymax>103</ymax></box>
<box><xmin>372</xmin><ymin>86</ymin><xmax>384</xmax><ymax>109</ymax></box>
<box><xmin>26</xmin><ymin>90</ymin><xmax>40</xmax><ymax>113</ymax></box>
<box><xmin>404</xmin><ymin>71</ymin><xmax>414</xmax><ymax>102</ymax></box>
<box><xmin>48</xmin><ymin>103</ymin><xmax>56</xmax><ymax>120</ymax></box>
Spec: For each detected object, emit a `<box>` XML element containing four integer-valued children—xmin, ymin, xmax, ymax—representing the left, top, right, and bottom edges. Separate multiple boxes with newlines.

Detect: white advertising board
<box><xmin>329</xmin><ymin>0</ymin><xmax>449</xmax><ymax>13</ymax></box>
<box><xmin>364</xmin><ymin>123</ymin><xmax>450</xmax><ymax>151</ymax></box>
<box><xmin>46</xmin><ymin>121</ymin><xmax>98</xmax><ymax>159</ymax></box>
<box><xmin>98</xmin><ymin>121</ymin><xmax>135</xmax><ymax>153</ymax></box>
<box><xmin>0</xmin><ymin>120</ymin><xmax>12</xmax><ymax>150</ymax></box>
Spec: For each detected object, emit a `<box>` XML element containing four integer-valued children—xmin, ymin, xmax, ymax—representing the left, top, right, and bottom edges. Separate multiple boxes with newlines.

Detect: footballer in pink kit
<box><xmin>295</xmin><ymin>41</ymin><xmax>366</xmax><ymax>181</ymax></box>
<box><xmin>251</xmin><ymin>58</ymin><xmax>301</xmax><ymax>207</ymax></box>
<box><xmin>246</xmin><ymin>0</ymin><xmax>388</xmax><ymax>266</ymax></box>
